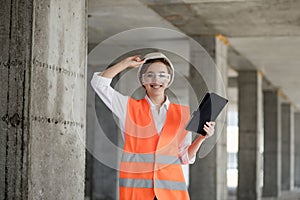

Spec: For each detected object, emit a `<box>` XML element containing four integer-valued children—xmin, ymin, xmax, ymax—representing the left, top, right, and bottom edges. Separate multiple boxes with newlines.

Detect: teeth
<box><xmin>151</xmin><ymin>85</ymin><xmax>161</xmax><ymax>89</ymax></box>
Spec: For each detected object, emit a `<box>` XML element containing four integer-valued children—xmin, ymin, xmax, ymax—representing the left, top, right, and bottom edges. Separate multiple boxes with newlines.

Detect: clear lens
<box><xmin>142</xmin><ymin>72</ymin><xmax>171</xmax><ymax>85</ymax></box>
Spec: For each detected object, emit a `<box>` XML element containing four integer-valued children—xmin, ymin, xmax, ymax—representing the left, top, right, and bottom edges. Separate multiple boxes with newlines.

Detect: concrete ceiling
<box><xmin>142</xmin><ymin>0</ymin><xmax>300</xmax><ymax>37</ymax></box>
<box><xmin>88</xmin><ymin>0</ymin><xmax>300</xmax><ymax>109</ymax></box>
<box><xmin>229</xmin><ymin>37</ymin><xmax>300</xmax><ymax>105</ymax></box>
<box><xmin>88</xmin><ymin>0</ymin><xmax>178</xmax><ymax>45</ymax></box>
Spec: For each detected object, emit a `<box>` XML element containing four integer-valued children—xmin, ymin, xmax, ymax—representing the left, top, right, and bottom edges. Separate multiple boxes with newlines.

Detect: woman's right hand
<box><xmin>100</xmin><ymin>55</ymin><xmax>145</xmax><ymax>79</ymax></box>
<box><xmin>120</xmin><ymin>55</ymin><xmax>145</xmax><ymax>68</ymax></box>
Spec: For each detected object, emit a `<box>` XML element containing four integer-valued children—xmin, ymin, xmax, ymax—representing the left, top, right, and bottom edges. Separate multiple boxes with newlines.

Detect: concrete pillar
<box><xmin>189</xmin><ymin>36</ymin><xmax>228</xmax><ymax>200</ymax></box>
<box><xmin>86</xmin><ymin>65</ymin><xmax>119</xmax><ymax>199</ymax></box>
<box><xmin>262</xmin><ymin>89</ymin><xmax>281</xmax><ymax>197</ymax></box>
<box><xmin>0</xmin><ymin>1</ymin><xmax>86</xmax><ymax>199</ymax></box>
<box><xmin>92</xmin><ymin>98</ymin><xmax>119</xmax><ymax>200</ymax></box>
<box><xmin>237</xmin><ymin>70</ymin><xmax>263</xmax><ymax>200</ymax></box>
<box><xmin>0</xmin><ymin>1</ymin><xmax>32</xmax><ymax>199</ymax></box>
<box><xmin>295</xmin><ymin>112</ymin><xmax>300</xmax><ymax>188</ymax></box>
<box><xmin>281</xmin><ymin>103</ymin><xmax>295</xmax><ymax>190</ymax></box>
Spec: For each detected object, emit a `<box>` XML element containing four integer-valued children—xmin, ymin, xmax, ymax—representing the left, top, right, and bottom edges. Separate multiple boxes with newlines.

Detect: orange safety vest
<box><xmin>119</xmin><ymin>97</ymin><xmax>191</xmax><ymax>200</ymax></box>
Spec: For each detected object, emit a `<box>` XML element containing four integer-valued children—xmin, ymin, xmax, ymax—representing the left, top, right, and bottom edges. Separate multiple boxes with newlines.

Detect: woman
<box><xmin>91</xmin><ymin>52</ymin><xmax>215</xmax><ymax>200</ymax></box>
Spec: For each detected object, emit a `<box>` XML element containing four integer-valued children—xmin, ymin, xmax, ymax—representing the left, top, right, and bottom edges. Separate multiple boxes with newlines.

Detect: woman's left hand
<box><xmin>203</xmin><ymin>121</ymin><xmax>215</xmax><ymax>138</ymax></box>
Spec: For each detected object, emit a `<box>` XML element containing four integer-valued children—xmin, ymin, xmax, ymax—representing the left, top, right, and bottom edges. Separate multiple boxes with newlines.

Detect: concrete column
<box><xmin>281</xmin><ymin>103</ymin><xmax>295</xmax><ymax>190</ymax></box>
<box><xmin>0</xmin><ymin>1</ymin><xmax>33</xmax><ymax>199</ymax></box>
<box><xmin>237</xmin><ymin>70</ymin><xmax>263</xmax><ymax>200</ymax></box>
<box><xmin>189</xmin><ymin>36</ymin><xmax>228</xmax><ymax>200</ymax></box>
<box><xmin>0</xmin><ymin>0</ymin><xmax>86</xmax><ymax>199</ymax></box>
<box><xmin>295</xmin><ymin>112</ymin><xmax>300</xmax><ymax>188</ymax></box>
<box><xmin>86</xmin><ymin>65</ymin><xmax>119</xmax><ymax>200</ymax></box>
<box><xmin>262</xmin><ymin>89</ymin><xmax>281</xmax><ymax>197</ymax></box>
<box><xmin>92</xmin><ymin>97</ymin><xmax>119</xmax><ymax>200</ymax></box>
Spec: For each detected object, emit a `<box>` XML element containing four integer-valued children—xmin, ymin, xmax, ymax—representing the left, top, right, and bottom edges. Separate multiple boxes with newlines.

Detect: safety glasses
<box><xmin>141</xmin><ymin>72</ymin><xmax>171</xmax><ymax>85</ymax></box>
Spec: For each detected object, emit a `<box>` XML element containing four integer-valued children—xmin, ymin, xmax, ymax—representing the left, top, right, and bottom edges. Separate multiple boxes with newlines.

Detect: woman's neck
<box><xmin>148</xmin><ymin>95</ymin><xmax>165</xmax><ymax>106</ymax></box>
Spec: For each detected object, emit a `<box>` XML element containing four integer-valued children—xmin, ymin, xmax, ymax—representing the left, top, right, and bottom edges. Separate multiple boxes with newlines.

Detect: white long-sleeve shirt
<box><xmin>90</xmin><ymin>72</ymin><xmax>195</xmax><ymax>164</ymax></box>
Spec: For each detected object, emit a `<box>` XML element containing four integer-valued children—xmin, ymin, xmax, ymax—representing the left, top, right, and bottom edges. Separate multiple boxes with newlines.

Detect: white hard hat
<box><xmin>137</xmin><ymin>52</ymin><xmax>174</xmax><ymax>87</ymax></box>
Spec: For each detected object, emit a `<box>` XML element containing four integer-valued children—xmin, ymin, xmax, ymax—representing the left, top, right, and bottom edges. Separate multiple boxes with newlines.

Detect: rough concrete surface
<box><xmin>0</xmin><ymin>0</ymin><xmax>86</xmax><ymax>199</ymax></box>
<box><xmin>263</xmin><ymin>90</ymin><xmax>282</xmax><ymax>197</ymax></box>
<box><xmin>0</xmin><ymin>0</ymin><xmax>34</xmax><ymax>199</ymax></box>
<box><xmin>28</xmin><ymin>0</ymin><xmax>87</xmax><ymax>199</ymax></box>
<box><xmin>238</xmin><ymin>71</ymin><xmax>263</xmax><ymax>200</ymax></box>
<box><xmin>281</xmin><ymin>103</ymin><xmax>295</xmax><ymax>191</ymax></box>
<box><xmin>295</xmin><ymin>113</ymin><xmax>300</xmax><ymax>188</ymax></box>
<box><xmin>189</xmin><ymin>36</ymin><xmax>228</xmax><ymax>200</ymax></box>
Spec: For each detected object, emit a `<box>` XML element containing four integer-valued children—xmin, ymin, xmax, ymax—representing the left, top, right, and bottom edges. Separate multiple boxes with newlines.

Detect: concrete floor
<box><xmin>227</xmin><ymin>188</ymin><xmax>300</xmax><ymax>200</ymax></box>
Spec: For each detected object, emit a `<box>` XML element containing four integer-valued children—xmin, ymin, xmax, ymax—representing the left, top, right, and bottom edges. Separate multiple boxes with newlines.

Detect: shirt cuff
<box><xmin>187</xmin><ymin>154</ymin><xmax>196</xmax><ymax>164</ymax></box>
<box><xmin>180</xmin><ymin>150</ymin><xmax>196</xmax><ymax>165</ymax></box>
<box><xmin>91</xmin><ymin>72</ymin><xmax>112</xmax><ymax>87</ymax></box>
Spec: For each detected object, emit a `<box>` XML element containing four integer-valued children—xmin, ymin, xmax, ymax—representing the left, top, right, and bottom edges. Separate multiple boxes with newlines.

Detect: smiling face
<box><xmin>143</xmin><ymin>61</ymin><xmax>170</xmax><ymax>98</ymax></box>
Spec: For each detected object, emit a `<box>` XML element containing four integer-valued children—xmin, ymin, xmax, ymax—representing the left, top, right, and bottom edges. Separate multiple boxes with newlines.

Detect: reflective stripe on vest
<box><xmin>120</xmin><ymin>178</ymin><xmax>187</xmax><ymax>191</ymax></box>
<box><xmin>121</xmin><ymin>152</ymin><xmax>181</xmax><ymax>165</ymax></box>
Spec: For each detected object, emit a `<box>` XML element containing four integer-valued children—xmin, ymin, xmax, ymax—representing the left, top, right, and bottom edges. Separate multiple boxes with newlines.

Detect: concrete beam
<box><xmin>228</xmin><ymin>47</ymin><xmax>256</xmax><ymax>71</ymax></box>
<box><xmin>141</xmin><ymin>0</ymin><xmax>300</xmax><ymax>37</ymax></box>
<box><xmin>237</xmin><ymin>70</ymin><xmax>263</xmax><ymax>200</ymax></box>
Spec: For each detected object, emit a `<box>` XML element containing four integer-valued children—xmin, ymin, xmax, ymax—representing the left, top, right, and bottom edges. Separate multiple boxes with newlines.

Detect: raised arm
<box><xmin>100</xmin><ymin>55</ymin><xmax>145</xmax><ymax>78</ymax></box>
<box><xmin>90</xmin><ymin>55</ymin><xmax>146</xmax><ymax>135</ymax></box>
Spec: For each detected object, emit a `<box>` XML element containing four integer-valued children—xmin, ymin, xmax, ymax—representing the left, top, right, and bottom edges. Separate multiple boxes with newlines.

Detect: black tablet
<box><xmin>185</xmin><ymin>92</ymin><xmax>228</xmax><ymax>136</ymax></box>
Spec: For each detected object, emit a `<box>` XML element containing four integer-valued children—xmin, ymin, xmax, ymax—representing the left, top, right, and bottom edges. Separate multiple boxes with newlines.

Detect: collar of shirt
<box><xmin>145</xmin><ymin>95</ymin><xmax>170</xmax><ymax>110</ymax></box>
